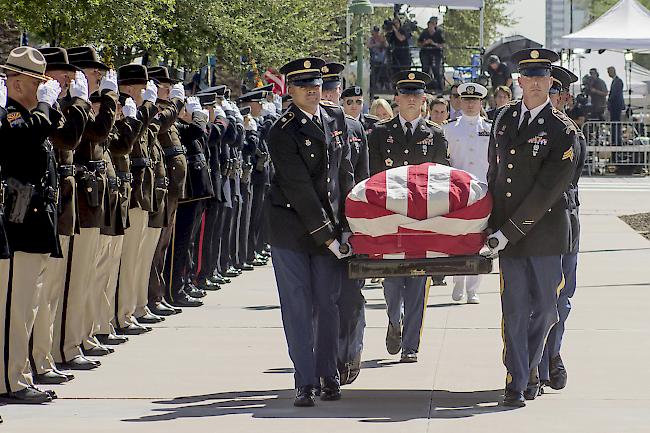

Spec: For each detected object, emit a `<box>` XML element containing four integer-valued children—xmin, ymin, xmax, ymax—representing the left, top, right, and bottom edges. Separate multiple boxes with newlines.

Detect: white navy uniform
<box><xmin>444</xmin><ymin>114</ymin><xmax>491</xmax><ymax>183</ymax></box>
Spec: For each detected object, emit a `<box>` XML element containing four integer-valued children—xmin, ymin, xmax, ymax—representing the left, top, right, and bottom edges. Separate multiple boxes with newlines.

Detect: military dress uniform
<box><xmin>268</xmin><ymin>58</ymin><xmax>353</xmax><ymax>405</ymax></box>
<box><xmin>340</xmin><ymin>86</ymin><xmax>379</xmax><ymax>135</ymax></box>
<box><xmin>0</xmin><ymin>47</ymin><xmax>62</xmax><ymax>402</ymax></box>
<box><xmin>444</xmin><ymin>82</ymin><xmax>491</xmax><ymax>304</ymax></box>
<box><xmin>539</xmin><ymin>66</ymin><xmax>586</xmax><ymax>390</ymax></box>
<box><xmin>31</xmin><ymin>48</ymin><xmax>92</xmax><ymax>382</ymax></box>
<box><xmin>368</xmin><ymin>70</ymin><xmax>448</xmax><ymax>362</ymax></box>
<box><xmin>485</xmin><ymin>49</ymin><xmax>580</xmax><ymax>406</ymax></box>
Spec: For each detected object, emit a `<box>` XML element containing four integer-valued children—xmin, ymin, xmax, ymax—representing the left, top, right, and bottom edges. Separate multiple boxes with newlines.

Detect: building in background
<box><xmin>546</xmin><ymin>0</ymin><xmax>590</xmax><ymax>49</ymax></box>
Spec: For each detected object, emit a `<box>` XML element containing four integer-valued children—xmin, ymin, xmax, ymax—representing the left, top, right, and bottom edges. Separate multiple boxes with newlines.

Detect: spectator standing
<box><xmin>585</xmin><ymin>68</ymin><xmax>607</xmax><ymax>120</ymax></box>
<box><xmin>607</xmin><ymin>66</ymin><xmax>625</xmax><ymax>145</ymax></box>
<box><xmin>368</xmin><ymin>26</ymin><xmax>389</xmax><ymax>92</ymax></box>
<box><xmin>386</xmin><ymin>17</ymin><xmax>412</xmax><ymax>73</ymax></box>
<box><xmin>418</xmin><ymin>17</ymin><xmax>445</xmax><ymax>92</ymax></box>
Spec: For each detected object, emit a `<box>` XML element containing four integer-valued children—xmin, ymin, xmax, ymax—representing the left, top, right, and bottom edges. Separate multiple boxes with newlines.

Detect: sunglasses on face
<box><xmin>345</xmin><ymin>99</ymin><xmax>363</xmax><ymax>106</ymax></box>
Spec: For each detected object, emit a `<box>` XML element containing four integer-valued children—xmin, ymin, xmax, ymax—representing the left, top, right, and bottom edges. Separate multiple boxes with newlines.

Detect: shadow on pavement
<box><xmin>123</xmin><ymin>388</ymin><xmax>512</xmax><ymax>423</ymax></box>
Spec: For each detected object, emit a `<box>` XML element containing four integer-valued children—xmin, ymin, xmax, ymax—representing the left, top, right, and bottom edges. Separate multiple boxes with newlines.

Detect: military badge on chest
<box><xmin>528</xmin><ymin>131</ymin><xmax>548</xmax><ymax>157</ymax></box>
<box><xmin>331</xmin><ymin>130</ymin><xmax>343</xmax><ymax>147</ymax></box>
<box><xmin>416</xmin><ymin>134</ymin><xmax>434</xmax><ymax>156</ymax></box>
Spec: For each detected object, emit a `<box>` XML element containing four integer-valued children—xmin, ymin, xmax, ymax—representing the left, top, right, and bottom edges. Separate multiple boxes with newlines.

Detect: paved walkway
<box><xmin>2</xmin><ymin>178</ymin><xmax>649</xmax><ymax>432</ymax></box>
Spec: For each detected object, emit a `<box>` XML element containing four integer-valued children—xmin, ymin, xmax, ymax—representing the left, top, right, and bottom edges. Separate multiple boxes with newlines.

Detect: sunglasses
<box><xmin>345</xmin><ymin>100</ymin><xmax>363</xmax><ymax>106</ymax></box>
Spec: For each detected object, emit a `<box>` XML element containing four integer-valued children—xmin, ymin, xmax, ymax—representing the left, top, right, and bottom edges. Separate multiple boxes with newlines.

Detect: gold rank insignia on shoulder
<box><xmin>7</xmin><ymin>112</ymin><xmax>21</xmax><ymax>122</ymax></box>
<box><xmin>562</xmin><ymin>147</ymin><xmax>574</xmax><ymax>161</ymax></box>
<box><xmin>304</xmin><ymin>60</ymin><xmax>311</xmax><ymax>68</ymax></box>
<box><xmin>320</xmin><ymin>100</ymin><xmax>336</xmax><ymax>107</ymax></box>
<box><xmin>408</xmin><ymin>72</ymin><xmax>415</xmax><ymax>80</ymax></box>
<box><xmin>279</xmin><ymin>112</ymin><xmax>294</xmax><ymax>128</ymax></box>
<box><xmin>385</xmin><ymin>158</ymin><xmax>393</xmax><ymax>167</ymax></box>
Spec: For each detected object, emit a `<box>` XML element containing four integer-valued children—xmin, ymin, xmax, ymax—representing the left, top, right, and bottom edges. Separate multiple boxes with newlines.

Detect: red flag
<box><xmin>264</xmin><ymin>68</ymin><xmax>286</xmax><ymax>95</ymax></box>
<box><xmin>346</xmin><ymin>163</ymin><xmax>492</xmax><ymax>259</ymax></box>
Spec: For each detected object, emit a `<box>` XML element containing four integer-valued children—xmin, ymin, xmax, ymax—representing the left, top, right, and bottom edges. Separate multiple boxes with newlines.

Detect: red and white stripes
<box><xmin>346</xmin><ymin>163</ymin><xmax>492</xmax><ymax>259</ymax></box>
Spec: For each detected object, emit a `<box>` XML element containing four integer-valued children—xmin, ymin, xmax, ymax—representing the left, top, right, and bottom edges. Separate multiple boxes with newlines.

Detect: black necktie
<box><xmin>405</xmin><ymin>122</ymin><xmax>413</xmax><ymax>142</ymax></box>
<box><xmin>313</xmin><ymin>115</ymin><xmax>322</xmax><ymax>131</ymax></box>
<box><xmin>518</xmin><ymin>111</ymin><xmax>531</xmax><ymax>135</ymax></box>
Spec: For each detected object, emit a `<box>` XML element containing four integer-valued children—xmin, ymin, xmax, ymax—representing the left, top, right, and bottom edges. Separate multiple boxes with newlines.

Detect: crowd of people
<box><xmin>0</xmin><ymin>44</ymin><xmax>280</xmax><ymax>406</ymax></box>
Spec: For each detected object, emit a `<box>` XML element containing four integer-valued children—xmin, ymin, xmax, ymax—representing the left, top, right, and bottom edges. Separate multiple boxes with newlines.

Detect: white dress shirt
<box><xmin>299</xmin><ymin>107</ymin><xmax>322</xmax><ymax>124</ymax></box>
<box><xmin>399</xmin><ymin>114</ymin><xmax>421</xmax><ymax>135</ymax></box>
<box><xmin>518</xmin><ymin>98</ymin><xmax>550</xmax><ymax>128</ymax></box>
<box><xmin>443</xmin><ymin>114</ymin><xmax>491</xmax><ymax>183</ymax></box>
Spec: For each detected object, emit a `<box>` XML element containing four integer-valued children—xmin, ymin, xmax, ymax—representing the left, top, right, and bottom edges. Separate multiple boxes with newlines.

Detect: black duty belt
<box><xmin>58</xmin><ymin>165</ymin><xmax>76</xmax><ymax>177</ymax></box>
<box><xmin>87</xmin><ymin>160</ymin><xmax>107</xmax><ymax>174</ymax></box>
<box><xmin>186</xmin><ymin>154</ymin><xmax>206</xmax><ymax>164</ymax></box>
<box><xmin>155</xmin><ymin>177</ymin><xmax>169</xmax><ymax>188</ymax></box>
<box><xmin>131</xmin><ymin>157</ymin><xmax>152</xmax><ymax>169</ymax></box>
<box><xmin>163</xmin><ymin>145</ymin><xmax>187</xmax><ymax>157</ymax></box>
<box><xmin>116</xmin><ymin>171</ymin><xmax>134</xmax><ymax>183</ymax></box>
<box><xmin>107</xmin><ymin>176</ymin><xmax>120</xmax><ymax>190</ymax></box>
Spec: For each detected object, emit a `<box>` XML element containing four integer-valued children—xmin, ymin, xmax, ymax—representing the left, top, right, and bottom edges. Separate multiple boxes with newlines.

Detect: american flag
<box><xmin>346</xmin><ymin>163</ymin><xmax>492</xmax><ymax>259</ymax></box>
<box><xmin>263</xmin><ymin>68</ymin><xmax>286</xmax><ymax>95</ymax></box>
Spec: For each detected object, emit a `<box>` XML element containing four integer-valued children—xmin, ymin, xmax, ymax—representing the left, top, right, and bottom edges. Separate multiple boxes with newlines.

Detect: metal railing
<box><xmin>581</xmin><ymin>121</ymin><xmax>650</xmax><ymax>175</ymax></box>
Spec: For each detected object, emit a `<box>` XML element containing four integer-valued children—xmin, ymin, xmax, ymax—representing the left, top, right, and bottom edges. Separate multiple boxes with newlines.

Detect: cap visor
<box><xmin>0</xmin><ymin>64</ymin><xmax>50</xmax><ymax>81</ymax></box>
<box><xmin>322</xmin><ymin>81</ymin><xmax>340</xmax><ymax>90</ymax></box>
<box><xmin>398</xmin><ymin>87</ymin><xmax>424</xmax><ymax>95</ymax></box>
<box><xmin>520</xmin><ymin>68</ymin><xmax>551</xmax><ymax>77</ymax></box>
<box><xmin>290</xmin><ymin>78</ymin><xmax>323</xmax><ymax>87</ymax></box>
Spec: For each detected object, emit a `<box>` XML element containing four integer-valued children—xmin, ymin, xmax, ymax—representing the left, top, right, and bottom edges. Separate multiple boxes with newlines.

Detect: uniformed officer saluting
<box><xmin>539</xmin><ymin>65</ymin><xmax>585</xmax><ymax>392</ymax></box>
<box><xmin>368</xmin><ymin>70</ymin><xmax>449</xmax><ymax>363</ymax></box>
<box><xmin>267</xmin><ymin>57</ymin><xmax>354</xmax><ymax>407</ymax></box>
<box><xmin>482</xmin><ymin>48</ymin><xmax>580</xmax><ymax>407</ymax></box>
<box><xmin>444</xmin><ymin>82</ymin><xmax>490</xmax><ymax>305</ymax></box>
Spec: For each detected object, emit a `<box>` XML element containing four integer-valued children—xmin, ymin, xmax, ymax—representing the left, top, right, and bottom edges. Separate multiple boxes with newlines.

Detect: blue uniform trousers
<box><xmin>500</xmin><ymin>256</ymin><xmax>563</xmax><ymax>392</ymax></box>
<box><xmin>539</xmin><ymin>251</ymin><xmax>578</xmax><ymax>381</ymax></box>
<box><xmin>382</xmin><ymin>276</ymin><xmax>427</xmax><ymax>353</ymax></box>
<box><xmin>272</xmin><ymin>247</ymin><xmax>343</xmax><ymax>388</ymax></box>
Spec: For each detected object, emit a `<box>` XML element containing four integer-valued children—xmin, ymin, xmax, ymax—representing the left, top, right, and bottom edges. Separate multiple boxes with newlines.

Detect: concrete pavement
<box><xmin>2</xmin><ymin>177</ymin><xmax>649</xmax><ymax>432</ymax></box>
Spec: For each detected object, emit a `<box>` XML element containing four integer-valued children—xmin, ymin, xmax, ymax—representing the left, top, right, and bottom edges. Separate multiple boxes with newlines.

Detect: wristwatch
<box><xmin>487</xmin><ymin>236</ymin><xmax>500</xmax><ymax>249</ymax></box>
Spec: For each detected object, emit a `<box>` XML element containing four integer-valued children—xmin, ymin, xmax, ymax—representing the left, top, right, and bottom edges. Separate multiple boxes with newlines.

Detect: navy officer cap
<box><xmin>341</xmin><ymin>86</ymin><xmax>363</xmax><ymax>98</ymax></box>
<box><xmin>321</xmin><ymin>62</ymin><xmax>345</xmax><ymax>90</ymax></box>
<box><xmin>238</xmin><ymin>89</ymin><xmax>266</xmax><ymax>103</ymax></box>
<box><xmin>280</xmin><ymin>57</ymin><xmax>325</xmax><ymax>87</ymax></box>
<box><xmin>457</xmin><ymin>82</ymin><xmax>488</xmax><ymax>99</ymax></box>
<box><xmin>392</xmin><ymin>70</ymin><xmax>431</xmax><ymax>94</ymax></box>
<box><xmin>195</xmin><ymin>92</ymin><xmax>218</xmax><ymax>106</ymax></box>
<box><xmin>551</xmin><ymin>65</ymin><xmax>578</xmax><ymax>92</ymax></box>
<box><xmin>511</xmin><ymin>48</ymin><xmax>559</xmax><ymax>77</ymax></box>
<box><xmin>200</xmin><ymin>85</ymin><xmax>226</xmax><ymax>97</ymax></box>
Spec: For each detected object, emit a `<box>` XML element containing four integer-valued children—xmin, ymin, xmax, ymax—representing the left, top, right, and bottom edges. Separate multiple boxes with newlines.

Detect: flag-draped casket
<box><xmin>346</xmin><ymin>163</ymin><xmax>492</xmax><ymax>259</ymax></box>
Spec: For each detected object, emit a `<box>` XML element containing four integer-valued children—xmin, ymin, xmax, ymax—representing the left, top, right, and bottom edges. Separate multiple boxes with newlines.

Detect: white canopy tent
<box><xmin>560</xmin><ymin>0</ymin><xmax>650</xmax><ymax>50</ymax></box>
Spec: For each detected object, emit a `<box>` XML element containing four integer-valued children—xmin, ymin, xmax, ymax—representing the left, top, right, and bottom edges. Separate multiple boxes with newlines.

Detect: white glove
<box><xmin>141</xmin><ymin>80</ymin><xmax>158</xmax><ymax>103</ymax></box>
<box><xmin>327</xmin><ymin>239</ymin><xmax>353</xmax><ymax>259</ymax></box>
<box><xmin>244</xmin><ymin>116</ymin><xmax>257</xmax><ymax>131</ymax></box>
<box><xmin>37</xmin><ymin>80</ymin><xmax>62</xmax><ymax>106</ymax></box>
<box><xmin>69</xmin><ymin>71</ymin><xmax>89</xmax><ymax>102</ymax></box>
<box><xmin>170</xmin><ymin>82</ymin><xmax>185</xmax><ymax>100</ymax></box>
<box><xmin>234</xmin><ymin>111</ymin><xmax>244</xmax><ymax>124</ymax></box>
<box><xmin>480</xmin><ymin>230</ymin><xmax>509</xmax><ymax>258</ymax></box>
<box><xmin>122</xmin><ymin>97</ymin><xmax>137</xmax><ymax>119</ymax></box>
<box><xmin>185</xmin><ymin>96</ymin><xmax>201</xmax><ymax>115</ymax></box>
<box><xmin>261</xmin><ymin>101</ymin><xmax>276</xmax><ymax>117</ymax></box>
<box><xmin>221</xmin><ymin>100</ymin><xmax>233</xmax><ymax>112</ymax></box>
<box><xmin>99</xmin><ymin>69</ymin><xmax>118</xmax><ymax>93</ymax></box>
<box><xmin>200</xmin><ymin>108</ymin><xmax>210</xmax><ymax>118</ymax></box>
<box><xmin>0</xmin><ymin>78</ymin><xmax>6</xmax><ymax>109</ymax></box>
<box><xmin>213</xmin><ymin>105</ymin><xmax>226</xmax><ymax>119</ymax></box>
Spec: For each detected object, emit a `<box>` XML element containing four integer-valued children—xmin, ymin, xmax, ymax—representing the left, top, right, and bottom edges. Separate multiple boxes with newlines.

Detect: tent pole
<box><xmin>479</xmin><ymin>7</ymin><xmax>484</xmax><ymax>49</ymax></box>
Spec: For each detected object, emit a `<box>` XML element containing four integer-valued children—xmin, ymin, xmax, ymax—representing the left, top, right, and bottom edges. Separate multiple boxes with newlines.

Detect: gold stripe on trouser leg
<box><xmin>97</xmin><ymin>236</ymin><xmax>124</xmax><ymax>335</ymax></box>
<box><xmin>31</xmin><ymin>235</ymin><xmax>70</xmax><ymax>374</ymax></box>
<box><xmin>4</xmin><ymin>253</ymin><xmax>48</xmax><ymax>393</ymax></box>
<box><xmin>117</xmin><ymin>208</ymin><xmax>149</xmax><ymax>327</ymax></box>
<box><xmin>418</xmin><ymin>276</ymin><xmax>433</xmax><ymax>341</ymax></box>
<box><xmin>540</xmin><ymin>272</ymin><xmax>566</xmax><ymax>352</ymax></box>
<box><xmin>134</xmin><ymin>227</ymin><xmax>162</xmax><ymax>318</ymax></box>
<box><xmin>82</xmin><ymin>234</ymin><xmax>112</xmax><ymax>349</ymax></box>
<box><xmin>62</xmin><ymin>228</ymin><xmax>100</xmax><ymax>361</ymax></box>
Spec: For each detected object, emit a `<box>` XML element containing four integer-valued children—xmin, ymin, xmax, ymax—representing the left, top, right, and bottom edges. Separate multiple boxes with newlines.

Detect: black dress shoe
<box><xmin>502</xmin><ymin>389</ymin><xmax>526</xmax><ymax>407</ymax></box>
<box><xmin>185</xmin><ymin>285</ymin><xmax>207</xmax><ymax>299</ymax></box>
<box><xmin>118</xmin><ymin>323</ymin><xmax>151</xmax><ymax>335</ymax></box>
<box><xmin>170</xmin><ymin>294</ymin><xmax>203</xmax><ymax>307</ymax></box>
<box><xmin>210</xmin><ymin>274</ymin><xmax>230</xmax><ymax>284</ymax></box>
<box><xmin>160</xmin><ymin>298</ymin><xmax>182</xmax><ymax>314</ymax></box>
<box><xmin>549</xmin><ymin>354</ymin><xmax>567</xmax><ymax>390</ymax></box>
<box><xmin>294</xmin><ymin>385</ymin><xmax>315</xmax><ymax>407</ymax></box>
<box><xmin>320</xmin><ymin>376</ymin><xmax>341</xmax><ymax>401</ymax></box>
<box><xmin>51</xmin><ymin>368</ymin><xmax>75</xmax><ymax>381</ymax></box>
<box><xmin>148</xmin><ymin>301</ymin><xmax>176</xmax><ymax>317</ymax></box>
<box><xmin>34</xmin><ymin>371</ymin><xmax>69</xmax><ymax>385</ymax></box>
<box><xmin>135</xmin><ymin>312</ymin><xmax>165</xmax><ymax>324</ymax></box>
<box><xmin>400</xmin><ymin>350</ymin><xmax>418</xmax><ymax>363</ymax></box>
<box><xmin>225</xmin><ymin>266</ymin><xmax>241</xmax><ymax>277</ymax></box>
<box><xmin>33</xmin><ymin>386</ymin><xmax>57</xmax><ymax>400</ymax></box>
<box><xmin>235</xmin><ymin>263</ymin><xmax>254</xmax><ymax>271</ymax></box>
<box><xmin>386</xmin><ymin>322</ymin><xmax>402</xmax><ymax>355</ymax></box>
<box><xmin>198</xmin><ymin>279</ymin><xmax>221</xmax><ymax>291</ymax></box>
<box><xmin>524</xmin><ymin>368</ymin><xmax>540</xmax><ymax>400</ymax></box>
<box><xmin>60</xmin><ymin>356</ymin><xmax>100</xmax><ymax>371</ymax></box>
<box><xmin>251</xmin><ymin>257</ymin><xmax>267</xmax><ymax>266</ymax></box>
<box><xmin>1</xmin><ymin>387</ymin><xmax>52</xmax><ymax>404</ymax></box>
<box><xmin>96</xmin><ymin>333</ymin><xmax>129</xmax><ymax>345</ymax></box>
<box><xmin>82</xmin><ymin>346</ymin><xmax>113</xmax><ymax>357</ymax></box>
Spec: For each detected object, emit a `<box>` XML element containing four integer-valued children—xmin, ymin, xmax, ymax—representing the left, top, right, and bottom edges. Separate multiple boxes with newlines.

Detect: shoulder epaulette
<box><xmin>277</xmin><ymin>112</ymin><xmax>294</xmax><ymax>129</ymax></box>
<box><xmin>551</xmin><ymin>108</ymin><xmax>578</xmax><ymax>134</ymax></box>
<box><xmin>377</xmin><ymin>117</ymin><xmax>392</xmax><ymax>124</ymax></box>
<box><xmin>365</xmin><ymin>114</ymin><xmax>379</xmax><ymax>121</ymax></box>
<box><xmin>319</xmin><ymin>100</ymin><xmax>337</xmax><ymax>107</ymax></box>
<box><xmin>426</xmin><ymin>119</ymin><xmax>442</xmax><ymax>129</ymax></box>
<box><xmin>345</xmin><ymin>113</ymin><xmax>355</xmax><ymax>120</ymax></box>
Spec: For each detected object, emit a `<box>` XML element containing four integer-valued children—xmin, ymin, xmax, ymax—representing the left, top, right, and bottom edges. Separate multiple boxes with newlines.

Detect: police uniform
<box><xmin>444</xmin><ymin>82</ymin><xmax>490</xmax><ymax>304</ymax></box>
<box><xmin>367</xmin><ymin>70</ymin><xmax>449</xmax><ymax>363</ymax></box>
<box><xmin>267</xmin><ymin>57</ymin><xmax>353</xmax><ymax>405</ymax></box>
<box><xmin>539</xmin><ymin>66</ymin><xmax>586</xmax><ymax>390</ymax></box>
<box><xmin>0</xmin><ymin>47</ymin><xmax>61</xmax><ymax>402</ymax></box>
<box><xmin>30</xmin><ymin>48</ymin><xmax>91</xmax><ymax>383</ymax></box>
<box><xmin>485</xmin><ymin>49</ymin><xmax>580</xmax><ymax>406</ymax></box>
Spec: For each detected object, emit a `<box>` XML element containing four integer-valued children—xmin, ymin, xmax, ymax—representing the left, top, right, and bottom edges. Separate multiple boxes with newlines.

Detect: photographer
<box><xmin>386</xmin><ymin>17</ymin><xmax>412</xmax><ymax>73</ymax></box>
<box><xmin>418</xmin><ymin>17</ymin><xmax>444</xmax><ymax>92</ymax></box>
<box><xmin>584</xmin><ymin>68</ymin><xmax>607</xmax><ymax>120</ymax></box>
<box><xmin>369</xmin><ymin>26</ymin><xmax>389</xmax><ymax>92</ymax></box>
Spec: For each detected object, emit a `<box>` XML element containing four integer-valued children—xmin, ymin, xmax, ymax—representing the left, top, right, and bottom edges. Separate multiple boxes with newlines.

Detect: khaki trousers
<box><xmin>117</xmin><ymin>208</ymin><xmax>148</xmax><ymax>327</ymax></box>
<box><xmin>0</xmin><ymin>253</ymin><xmax>48</xmax><ymax>394</ymax></box>
<box><xmin>97</xmin><ymin>235</ymin><xmax>124</xmax><ymax>336</ymax></box>
<box><xmin>30</xmin><ymin>235</ymin><xmax>70</xmax><ymax>374</ymax></box>
<box><xmin>134</xmin><ymin>227</ymin><xmax>162</xmax><ymax>318</ymax></box>
<box><xmin>53</xmin><ymin>228</ymin><xmax>100</xmax><ymax>362</ymax></box>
